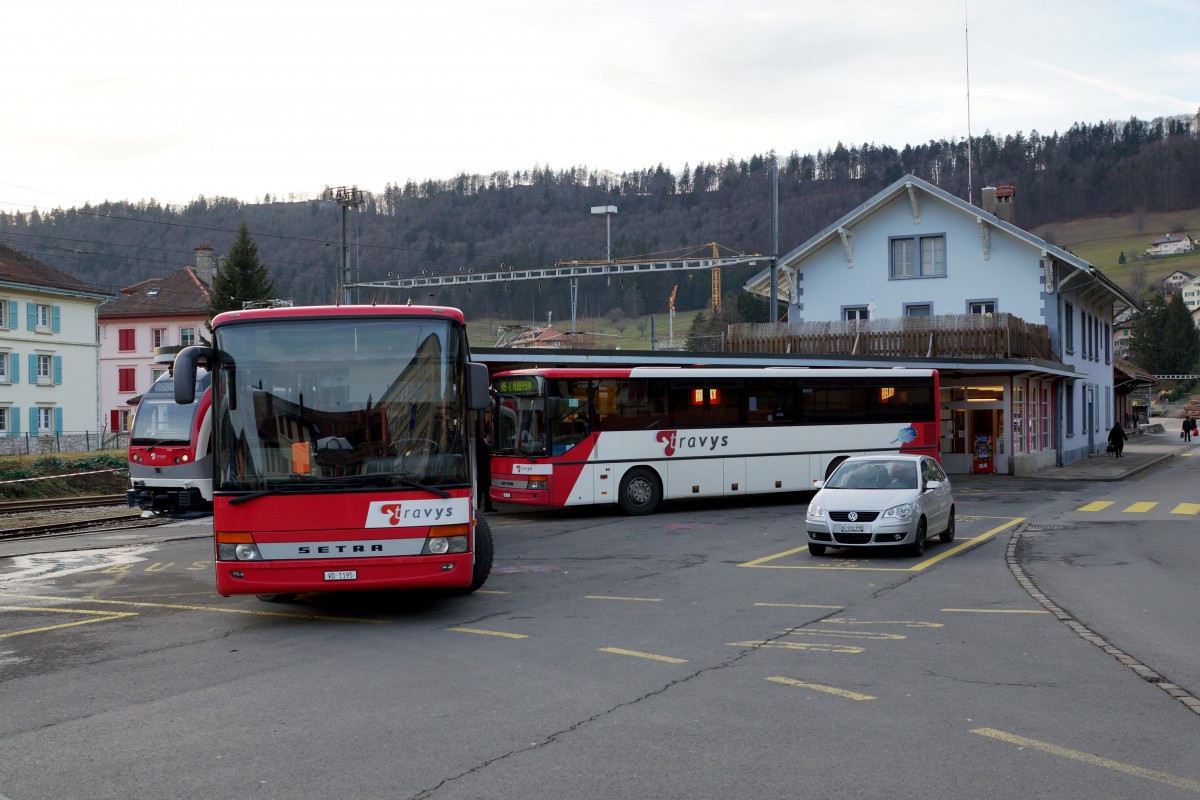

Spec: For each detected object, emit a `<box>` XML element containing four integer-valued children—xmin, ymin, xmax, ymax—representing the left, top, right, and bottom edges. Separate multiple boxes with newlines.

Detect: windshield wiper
<box><xmin>319</xmin><ymin>472</ymin><xmax>451</xmax><ymax>498</ymax></box>
<box><xmin>227</xmin><ymin>482</ymin><xmax>315</xmax><ymax>506</ymax></box>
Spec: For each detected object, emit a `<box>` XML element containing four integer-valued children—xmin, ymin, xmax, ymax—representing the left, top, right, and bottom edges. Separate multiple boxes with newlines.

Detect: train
<box><xmin>126</xmin><ymin>369</ymin><xmax>213</xmax><ymax>513</ymax></box>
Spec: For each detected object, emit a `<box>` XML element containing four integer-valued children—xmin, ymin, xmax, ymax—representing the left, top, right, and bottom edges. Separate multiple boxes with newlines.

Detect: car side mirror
<box><xmin>925</xmin><ymin>480</ymin><xmax>943</xmax><ymax>491</ymax></box>
<box><xmin>812</xmin><ymin>479</ymin><xmax>825</xmax><ymax>489</ymax></box>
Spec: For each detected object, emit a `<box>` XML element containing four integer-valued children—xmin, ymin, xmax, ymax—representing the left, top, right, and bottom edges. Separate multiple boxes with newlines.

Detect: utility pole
<box><xmin>324</xmin><ymin>186</ymin><xmax>365</xmax><ymax>305</ymax></box>
<box><xmin>588</xmin><ymin>205</ymin><xmax>618</xmax><ymax>337</ymax></box>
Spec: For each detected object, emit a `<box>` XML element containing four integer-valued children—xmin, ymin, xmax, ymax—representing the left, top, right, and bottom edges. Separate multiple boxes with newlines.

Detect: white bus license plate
<box><xmin>324</xmin><ymin>570</ymin><xmax>357</xmax><ymax>581</ymax></box>
<box><xmin>839</xmin><ymin>524</ymin><xmax>864</xmax><ymax>533</ymax></box>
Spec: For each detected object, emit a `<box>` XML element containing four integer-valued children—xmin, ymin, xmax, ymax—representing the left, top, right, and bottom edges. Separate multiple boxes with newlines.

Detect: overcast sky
<box><xmin>3</xmin><ymin>0</ymin><xmax>1197</xmax><ymax>214</ymax></box>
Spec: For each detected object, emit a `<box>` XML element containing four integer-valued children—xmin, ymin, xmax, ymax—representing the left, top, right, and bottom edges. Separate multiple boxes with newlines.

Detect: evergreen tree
<box><xmin>208</xmin><ymin>221</ymin><xmax>276</xmax><ymax>317</ymax></box>
<box><xmin>1129</xmin><ymin>294</ymin><xmax>1200</xmax><ymax>373</ymax></box>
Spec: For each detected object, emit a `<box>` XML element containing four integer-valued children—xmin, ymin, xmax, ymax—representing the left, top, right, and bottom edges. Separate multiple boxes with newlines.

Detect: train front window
<box><xmin>212</xmin><ymin>318</ymin><xmax>470</xmax><ymax>491</ymax></box>
<box><xmin>131</xmin><ymin>373</ymin><xmax>210</xmax><ymax>445</ymax></box>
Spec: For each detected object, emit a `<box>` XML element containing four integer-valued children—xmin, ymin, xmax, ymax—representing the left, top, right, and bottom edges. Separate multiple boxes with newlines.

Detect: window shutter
<box><xmin>54</xmin><ymin>407</ymin><xmax>63</xmax><ymax>434</ymax></box>
<box><xmin>29</xmin><ymin>408</ymin><xmax>38</xmax><ymax>433</ymax></box>
<box><xmin>28</xmin><ymin>354</ymin><xmax>37</xmax><ymax>384</ymax></box>
<box><xmin>11</xmin><ymin>408</ymin><xmax>19</xmax><ymax>436</ymax></box>
<box><xmin>53</xmin><ymin>356</ymin><xmax>63</xmax><ymax>384</ymax></box>
<box><xmin>9</xmin><ymin>352</ymin><xmax>17</xmax><ymax>383</ymax></box>
<box><xmin>26</xmin><ymin>303</ymin><xmax>36</xmax><ymax>331</ymax></box>
<box><xmin>7</xmin><ymin>300</ymin><xmax>16</xmax><ymax>329</ymax></box>
<box><xmin>52</xmin><ymin>305</ymin><xmax>61</xmax><ymax>333</ymax></box>
<box><xmin>110</xmin><ymin>409</ymin><xmax>121</xmax><ymax>431</ymax></box>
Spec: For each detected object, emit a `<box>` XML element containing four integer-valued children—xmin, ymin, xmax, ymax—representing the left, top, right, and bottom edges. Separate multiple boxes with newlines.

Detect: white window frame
<box><xmin>37</xmin><ymin>407</ymin><xmax>54</xmax><ymax>433</ymax></box>
<box><xmin>890</xmin><ymin>234</ymin><xmax>946</xmax><ymax>279</ymax></box>
<box><xmin>36</xmin><ymin>304</ymin><xmax>51</xmax><ymax>329</ymax></box>
<box><xmin>0</xmin><ymin>354</ymin><xmax>7</xmax><ymax>383</ymax></box>
<box><xmin>180</xmin><ymin>327</ymin><xmax>196</xmax><ymax>347</ymax></box>
<box><xmin>968</xmin><ymin>300</ymin><xmax>997</xmax><ymax>316</ymax></box>
<box><xmin>0</xmin><ymin>407</ymin><xmax>8</xmax><ymax>435</ymax></box>
<box><xmin>152</xmin><ymin>328</ymin><xmax>168</xmax><ymax>349</ymax></box>
<box><xmin>904</xmin><ymin>303</ymin><xmax>932</xmax><ymax>318</ymax></box>
<box><xmin>37</xmin><ymin>354</ymin><xmax>52</xmax><ymax>384</ymax></box>
<box><xmin>843</xmin><ymin>306</ymin><xmax>870</xmax><ymax>321</ymax></box>
<box><xmin>0</xmin><ymin>301</ymin><xmax>7</xmax><ymax>329</ymax></box>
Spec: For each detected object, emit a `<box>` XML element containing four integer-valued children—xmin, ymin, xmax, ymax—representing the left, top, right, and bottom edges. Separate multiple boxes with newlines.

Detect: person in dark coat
<box><xmin>1107</xmin><ymin>422</ymin><xmax>1128</xmax><ymax>458</ymax></box>
<box><xmin>475</xmin><ymin>428</ymin><xmax>495</xmax><ymax>512</ymax></box>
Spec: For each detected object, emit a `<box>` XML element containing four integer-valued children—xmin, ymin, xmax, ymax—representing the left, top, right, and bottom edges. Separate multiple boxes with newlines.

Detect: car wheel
<box><xmin>808</xmin><ymin>543</ymin><xmax>826</xmax><ymax>556</ymax></box>
<box><xmin>256</xmin><ymin>594</ymin><xmax>298</xmax><ymax>603</ymax></box>
<box><xmin>909</xmin><ymin>519</ymin><xmax>927</xmax><ymax>557</ymax></box>
<box><xmin>940</xmin><ymin>507</ymin><xmax>956</xmax><ymax>543</ymax></box>
<box><xmin>618</xmin><ymin>467</ymin><xmax>662</xmax><ymax>515</ymax></box>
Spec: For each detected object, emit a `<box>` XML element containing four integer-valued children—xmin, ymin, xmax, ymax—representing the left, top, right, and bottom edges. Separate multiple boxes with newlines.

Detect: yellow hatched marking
<box><xmin>767</xmin><ymin>676</ymin><xmax>875</xmax><ymax>701</ymax></box>
<box><xmin>972</xmin><ymin>728</ymin><xmax>1200</xmax><ymax>792</ymax></box>
<box><xmin>446</xmin><ymin>627</ymin><xmax>528</xmax><ymax>639</ymax></box>
<box><xmin>585</xmin><ymin>595</ymin><xmax>662</xmax><ymax>602</ymax></box>
<box><xmin>1077</xmin><ymin>501</ymin><xmax>1114</xmax><ymax>512</ymax></box>
<box><xmin>1124</xmin><ymin>502</ymin><xmax>1157</xmax><ymax>513</ymax></box>
<box><xmin>1171</xmin><ymin>503</ymin><xmax>1200</xmax><ymax>515</ymax></box>
<box><xmin>599</xmin><ymin>647</ymin><xmax>687</xmax><ymax>663</ymax></box>
<box><xmin>942</xmin><ymin>608</ymin><xmax>1050</xmax><ymax>614</ymax></box>
<box><xmin>754</xmin><ymin>603</ymin><xmax>844</xmax><ymax>609</ymax></box>
<box><xmin>0</xmin><ymin>606</ymin><xmax>137</xmax><ymax>639</ymax></box>
<box><xmin>730</xmin><ymin>640</ymin><xmax>864</xmax><ymax>654</ymax></box>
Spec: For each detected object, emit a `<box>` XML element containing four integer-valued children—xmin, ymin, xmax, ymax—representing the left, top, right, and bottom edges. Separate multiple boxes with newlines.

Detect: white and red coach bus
<box><xmin>172</xmin><ymin>305</ymin><xmax>493</xmax><ymax>602</ymax></box>
<box><xmin>488</xmin><ymin>367</ymin><xmax>939</xmax><ymax>515</ymax></box>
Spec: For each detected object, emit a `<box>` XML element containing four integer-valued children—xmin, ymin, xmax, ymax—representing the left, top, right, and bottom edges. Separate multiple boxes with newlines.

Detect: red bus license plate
<box><xmin>324</xmin><ymin>570</ymin><xmax>357</xmax><ymax>581</ymax></box>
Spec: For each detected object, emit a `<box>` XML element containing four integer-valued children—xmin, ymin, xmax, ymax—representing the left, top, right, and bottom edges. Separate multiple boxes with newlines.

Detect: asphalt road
<box><xmin>1</xmin><ymin>467</ymin><xmax>1198</xmax><ymax>800</ymax></box>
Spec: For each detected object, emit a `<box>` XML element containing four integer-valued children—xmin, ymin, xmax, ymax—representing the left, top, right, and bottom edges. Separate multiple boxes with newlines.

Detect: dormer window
<box><xmin>147</xmin><ymin>288</ymin><xmax>161</xmax><ymax>297</ymax></box>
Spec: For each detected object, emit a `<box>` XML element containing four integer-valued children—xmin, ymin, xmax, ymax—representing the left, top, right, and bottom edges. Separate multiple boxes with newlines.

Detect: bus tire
<box><xmin>449</xmin><ymin>517</ymin><xmax>494</xmax><ymax>595</ymax></box>
<box><xmin>256</xmin><ymin>594</ymin><xmax>298</xmax><ymax>603</ymax></box>
<box><xmin>618</xmin><ymin>467</ymin><xmax>662</xmax><ymax>516</ymax></box>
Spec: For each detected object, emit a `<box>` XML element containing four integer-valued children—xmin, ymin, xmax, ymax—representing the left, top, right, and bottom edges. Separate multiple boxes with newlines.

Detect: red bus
<box><xmin>488</xmin><ymin>367</ymin><xmax>939</xmax><ymax>515</ymax></box>
<box><xmin>172</xmin><ymin>305</ymin><xmax>493</xmax><ymax>602</ymax></box>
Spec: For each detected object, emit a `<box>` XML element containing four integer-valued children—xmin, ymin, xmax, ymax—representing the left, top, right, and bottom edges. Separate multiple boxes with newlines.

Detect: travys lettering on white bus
<box><xmin>656</xmin><ymin>430</ymin><xmax>730</xmax><ymax>456</ymax></box>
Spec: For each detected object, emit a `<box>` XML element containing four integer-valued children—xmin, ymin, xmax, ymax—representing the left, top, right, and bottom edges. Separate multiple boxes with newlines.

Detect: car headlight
<box><xmin>806</xmin><ymin>502</ymin><xmax>825</xmax><ymax>521</ymax></box>
<box><xmin>882</xmin><ymin>503</ymin><xmax>913</xmax><ymax>521</ymax></box>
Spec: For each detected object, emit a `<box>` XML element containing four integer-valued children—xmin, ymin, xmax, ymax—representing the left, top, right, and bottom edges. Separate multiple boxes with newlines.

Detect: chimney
<box><xmin>994</xmin><ymin>185</ymin><xmax>1015</xmax><ymax>223</ymax></box>
<box><xmin>981</xmin><ymin>186</ymin><xmax>997</xmax><ymax>215</ymax></box>
<box><xmin>194</xmin><ymin>244</ymin><xmax>216</xmax><ymax>285</ymax></box>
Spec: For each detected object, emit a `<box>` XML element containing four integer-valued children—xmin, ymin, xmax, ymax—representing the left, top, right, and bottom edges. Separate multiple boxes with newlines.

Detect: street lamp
<box><xmin>585</xmin><ymin>205</ymin><xmax>618</xmax><ymax>336</ymax></box>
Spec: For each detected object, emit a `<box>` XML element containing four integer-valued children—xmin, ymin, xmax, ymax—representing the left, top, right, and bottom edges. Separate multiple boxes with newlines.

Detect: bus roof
<box><xmin>211</xmin><ymin>304</ymin><xmax>466</xmax><ymax>328</ymax></box>
<box><xmin>493</xmin><ymin>366</ymin><xmax>937</xmax><ymax>380</ymax></box>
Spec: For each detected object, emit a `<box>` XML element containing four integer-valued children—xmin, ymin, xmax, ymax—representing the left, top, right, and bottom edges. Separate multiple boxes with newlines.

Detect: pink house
<box><xmin>98</xmin><ymin>246</ymin><xmax>215</xmax><ymax>431</ymax></box>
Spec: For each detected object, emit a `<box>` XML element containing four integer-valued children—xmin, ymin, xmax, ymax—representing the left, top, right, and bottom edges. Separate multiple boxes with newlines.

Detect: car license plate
<box><xmin>324</xmin><ymin>570</ymin><xmax>357</xmax><ymax>581</ymax></box>
<box><xmin>839</xmin><ymin>524</ymin><xmax>865</xmax><ymax>533</ymax></box>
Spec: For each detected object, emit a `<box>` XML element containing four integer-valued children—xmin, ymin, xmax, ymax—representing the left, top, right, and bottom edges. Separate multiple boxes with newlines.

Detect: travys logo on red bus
<box><xmin>365</xmin><ymin>498</ymin><xmax>470</xmax><ymax>528</ymax></box>
<box><xmin>656</xmin><ymin>430</ymin><xmax>729</xmax><ymax>457</ymax></box>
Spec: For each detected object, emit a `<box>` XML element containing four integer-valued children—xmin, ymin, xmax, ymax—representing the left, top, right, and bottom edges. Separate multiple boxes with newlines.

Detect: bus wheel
<box><xmin>449</xmin><ymin>517</ymin><xmax>494</xmax><ymax>595</ymax></box>
<box><xmin>618</xmin><ymin>467</ymin><xmax>662</xmax><ymax>516</ymax></box>
<box><xmin>256</xmin><ymin>594</ymin><xmax>297</xmax><ymax>603</ymax></box>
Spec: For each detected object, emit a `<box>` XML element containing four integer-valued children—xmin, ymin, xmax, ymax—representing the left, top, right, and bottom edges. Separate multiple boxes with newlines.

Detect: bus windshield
<box><xmin>493</xmin><ymin>374</ymin><xmax>549</xmax><ymax>456</ymax></box>
<box><xmin>131</xmin><ymin>372</ymin><xmax>211</xmax><ymax>446</ymax></box>
<box><xmin>212</xmin><ymin>317</ymin><xmax>470</xmax><ymax>492</ymax></box>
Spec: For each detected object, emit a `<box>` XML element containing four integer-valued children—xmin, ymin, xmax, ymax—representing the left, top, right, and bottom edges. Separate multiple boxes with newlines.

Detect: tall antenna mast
<box><xmin>965</xmin><ymin>0</ymin><xmax>974</xmax><ymax>205</ymax></box>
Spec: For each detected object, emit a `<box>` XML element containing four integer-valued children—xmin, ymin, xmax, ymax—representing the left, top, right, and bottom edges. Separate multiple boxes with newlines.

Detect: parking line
<box><xmin>0</xmin><ymin>606</ymin><xmax>137</xmax><ymax>639</ymax></box>
<box><xmin>1171</xmin><ymin>503</ymin><xmax>1200</xmax><ymax>515</ymax></box>
<box><xmin>767</xmin><ymin>676</ymin><xmax>875</xmax><ymax>701</ymax></box>
<box><xmin>599</xmin><ymin>647</ymin><xmax>687</xmax><ymax>663</ymax></box>
<box><xmin>447</xmin><ymin>627</ymin><xmax>528</xmax><ymax>639</ymax></box>
<box><xmin>585</xmin><ymin>595</ymin><xmax>662</xmax><ymax>602</ymax></box>
<box><xmin>754</xmin><ymin>603</ymin><xmax>844</xmax><ymax>610</ymax></box>
<box><xmin>738</xmin><ymin>517</ymin><xmax>1023</xmax><ymax>571</ymax></box>
<box><xmin>0</xmin><ymin>592</ymin><xmax>387</xmax><ymax>623</ymax></box>
<box><xmin>1077</xmin><ymin>501</ymin><xmax>1114</xmax><ymax>512</ymax></box>
<box><xmin>1123</xmin><ymin>502</ymin><xmax>1158</xmax><ymax>513</ymax></box>
<box><xmin>942</xmin><ymin>608</ymin><xmax>1049</xmax><ymax>614</ymax></box>
<box><xmin>972</xmin><ymin>728</ymin><xmax>1200</xmax><ymax>792</ymax></box>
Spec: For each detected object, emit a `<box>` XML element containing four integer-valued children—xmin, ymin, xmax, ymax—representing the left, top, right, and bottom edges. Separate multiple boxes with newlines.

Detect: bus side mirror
<box><xmin>173</xmin><ymin>346</ymin><xmax>215</xmax><ymax>404</ymax></box>
<box><xmin>466</xmin><ymin>362</ymin><xmax>490</xmax><ymax>411</ymax></box>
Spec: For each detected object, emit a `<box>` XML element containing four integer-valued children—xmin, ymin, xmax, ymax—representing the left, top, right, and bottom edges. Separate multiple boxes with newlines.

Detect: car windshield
<box><xmin>826</xmin><ymin>460</ymin><xmax>918</xmax><ymax>490</ymax></box>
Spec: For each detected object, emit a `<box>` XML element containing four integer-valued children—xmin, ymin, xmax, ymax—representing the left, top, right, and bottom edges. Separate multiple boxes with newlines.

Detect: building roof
<box><xmin>742</xmin><ymin>174</ymin><xmax>1139</xmax><ymax>312</ymax></box>
<box><xmin>99</xmin><ymin>266</ymin><xmax>213</xmax><ymax>319</ymax></box>
<box><xmin>0</xmin><ymin>241</ymin><xmax>112</xmax><ymax>299</ymax></box>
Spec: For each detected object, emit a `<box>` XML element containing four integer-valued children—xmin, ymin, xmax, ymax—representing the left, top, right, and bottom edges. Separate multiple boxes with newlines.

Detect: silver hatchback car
<box><xmin>805</xmin><ymin>454</ymin><xmax>954</xmax><ymax>557</ymax></box>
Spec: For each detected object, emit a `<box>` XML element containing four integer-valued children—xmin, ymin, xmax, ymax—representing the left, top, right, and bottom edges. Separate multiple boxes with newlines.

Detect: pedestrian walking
<box><xmin>1107</xmin><ymin>422</ymin><xmax>1127</xmax><ymax>458</ymax></box>
<box><xmin>1185</xmin><ymin>416</ymin><xmax>1197</xmax><ymax>443</ymax></box>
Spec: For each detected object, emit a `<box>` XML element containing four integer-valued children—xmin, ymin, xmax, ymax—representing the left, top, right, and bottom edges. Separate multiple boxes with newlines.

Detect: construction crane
<box><xmin>710</xmin><ymin>242</ymin><xmax>721</xmax><ymax>313</ymax></box>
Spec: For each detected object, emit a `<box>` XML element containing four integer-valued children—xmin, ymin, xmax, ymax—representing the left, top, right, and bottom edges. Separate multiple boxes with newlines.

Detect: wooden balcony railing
<box><xmin>726</xmin><ymin>313</ymin><xmax>1054</xmax><ymax>361</ymax></box>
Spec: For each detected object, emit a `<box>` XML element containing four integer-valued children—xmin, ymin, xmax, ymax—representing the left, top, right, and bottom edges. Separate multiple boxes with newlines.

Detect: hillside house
<box><xmin>739</xmin><ymin>176</ymin><xmax>1137</xmax><ymax>476</ymax></box>
<box><xmin>1146</xmin><ymin>234</ymin><xmax>1194</xmax><ymax>257</ymax></box>
<box><xmin>98</xmin><ymin>245</ymin><xmax>215</xmax><ymax>432</ymax></box>
<box><xmin>0</xmin><ymin>242</ymin><xmax>112</xmax><ymax>453</ymax></box>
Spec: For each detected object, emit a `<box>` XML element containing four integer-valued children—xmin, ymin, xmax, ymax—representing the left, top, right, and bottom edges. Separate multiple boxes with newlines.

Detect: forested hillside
<box><xmin>2</xmin><ymin>115</ymin><xmax>1198</xmax><ymax>326</ymax></box>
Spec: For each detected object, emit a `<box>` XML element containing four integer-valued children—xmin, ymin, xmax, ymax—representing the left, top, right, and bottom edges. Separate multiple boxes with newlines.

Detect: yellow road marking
<box><xmin>0</xmin><ymin>606</ymin><xmax>137</xmax><ymax>639</ymax></box>
<box><xmin>1124</xmin><ymin>502</ymin><xmax>1157</xmax><ymax>513</ymax></box>
<box><xmin>0</xmin><ymin>592</ymin><xmax>385</xmax><ymax>623</ymax></box>
<box><xmin>447</xmin><ymin>627</ymin><xmax>528</xmax><ymax>639</ymax></box>
<box><xmin>754</xmin><ymin>603</ymin><xmax>844</xmax><ymax>609</ymax></box>
<box><xmin>972</xmin><ymin>728</ymin><xmax>1200</xmax><ymax>792</ymax></box>
<box><xmin>598</xmin><ymin>647</ymin><xmax>687</xmax><ymax>663</ymax></box>
<box><xmin>739</xmin><ymin>517</ymin><xmax>1023</xmax><ymax>571</ymax></box>
<box><xmin>1171</xmin><ymin>503</ymin><xmax>1200</xmax><ymax>515</ymax></box>
<box><xmin>729</xmin><ymin>640</ymin><xmax>864</xmax><ymax>654</ymax></box>
<box><xmin>1077</xmin><ymin>501</ymin><xmax>1113</xmax><ymax>512</ymax></box>
<box><xmin>585</xmin><ymin>595</ymin><xmax>662</xmax><ymax>602</ymax></box>
<box><xmin>767</xmin><ymin>676</ymin><xmax>875</xmax><ymax>701</ymax></box>
<box><xmin>790</xmin><ymin>629</ymin><xmax>906</xmax><ymax>640</ymax></box>
<box><xmin>825</xmin><ymin>618</ymin><xmax>943</xmax><ymax>628</ymax></box>
<box><xmin>475</xmin><ymin>590</ymin><xmax>509</xmax><ymax>595</ymax></box>
<box><xmin>942</xmin><ymin>608</ymin><xmax>1050</xmax><ymax>614</ymax></box>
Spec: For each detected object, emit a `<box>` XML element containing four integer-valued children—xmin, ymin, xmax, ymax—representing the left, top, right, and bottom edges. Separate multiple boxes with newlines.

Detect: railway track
<box><xmin>0</xmin><ymin>495</ymin><xmax>172</xmax><ymax>541</ymax></box>
<box><xmin>0</xmin><ymin>495</ymin><xmax>128</xmax><ymax>514</ymax></box>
